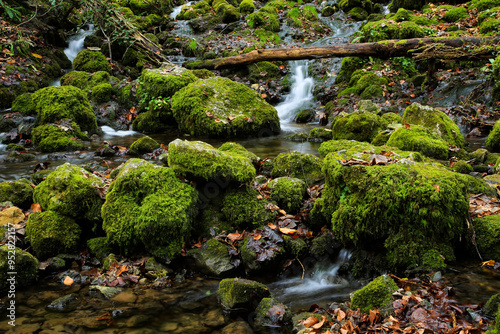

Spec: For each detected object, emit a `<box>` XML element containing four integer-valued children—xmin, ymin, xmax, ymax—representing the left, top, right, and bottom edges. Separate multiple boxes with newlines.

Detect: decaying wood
<box><xmin>183</xmin><ymin>36</ymin><xmax>500</xmax><ymax>70</ymax></box>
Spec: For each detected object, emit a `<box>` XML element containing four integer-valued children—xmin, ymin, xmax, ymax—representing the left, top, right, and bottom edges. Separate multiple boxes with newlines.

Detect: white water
<box><xmin>170</xmin><ymin>2</ymin><xmax>191</xmax><ymax>19</ymax></box>
<box><xmin>101</xmin><ymin>125</ymin><xmax>137</xmax><ymax>137</ymax></box>
<box><xmin>64</xmin><ymin>24</ymin><xmax>95</xmax><ymax>63</ymax></box>
<box><xmin>275</xmin><ymin>60</ymin><xmax>315</xmax><ymax>129</ymax></box>
<box><xmin>269</xmin><ymin>249</ymin><xmax>356</xmax><ymax>310</ymax></box>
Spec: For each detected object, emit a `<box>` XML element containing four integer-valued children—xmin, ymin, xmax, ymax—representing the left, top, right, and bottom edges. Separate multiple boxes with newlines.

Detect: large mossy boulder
<box><xmin>350</xmin><ymin>275</ymin><xmax>398</xmax><ymax>314</ymax></box>
<box><xmin>386</xmin><ymin>125</ymin><xmax>449</xmax><ymax>160</ymax></box>
<box><xmin>0</xmin><ymin>178</ymin><xmax>34</xmax><ymax>209</ymax></box>
<box><xmin>30</xmin><ymin>86</ymin><xmax>98</xmax><ymax>133</ymax></box>
<box><xmin>268</xmin><ymin>177</ymin><xmax>306</xmax><ymax>213</ymax></box>
<box><xmin>272</xmin><ymin>152</ymin><xmax>324</xmax><ymax>185</ymax></box>
<box><xmin>0</xmin><ymin>245</ymin><xmax>38</xmax><ymax>292</ymax></box>
<box><xmin>33</xmin><ymin>163</ymin><xmax>106</xmax><ymax>225</ymax></box>
<box><xmin>101</xmin><ymin>159</ymin><xmax>198</xmax><ymax>261</ymax></box>
<box><xmin>168</xmin><ymin>139</ymin><xmax>256</xmax><ymax>183</ymax></box>
<box><xmin>331</xmin><ymin>111</ymin><xmax>382</xmax><ymax>143</ymax></box>
<box><xmin>217</xmin><ymin>278</ymin><xmax>271</xmax><ymax>311</ymax></box>
<box><xmin>402</xmin><ymin>103</ymin><xmax>464</xmax><ymax>147</ymax></box>
<box><xmin>314</xmin><ymin>154</ymin><xmax>470</xmax><ymax>270</ymax></box>
<box><xmin>473</xmin><ymin>214</ymin><xmax>500</xmax><ymax>260</ymax></box>
<box><xmin>73</xmin><ymin>50</ymin><xmax>112</xmax><ymax>74</ymax></box>
<box><xmin>187</xmin><ymin>239</ymin><xmax>236</xmax><ymax>277</ymax></box>
<box><xmin>486</xmin><ymin>119</ymin><xmax>500</xmax><ymax>152</ymax></box>
<box><xmin>31</xmin><ymin>123</ymin><xmax>88</xmax><ymax>153</ymax></box>
<box><xmin>128</xmin><ymin>136</ymin><xmax>160</xmax><ymax>155</ymax></box>
<box><xmin>171</xmin><ymin>77</ymin><xmax>280</xmax><ymax>138</ymax></box>
<box><xmin>26</xmin><ymin>211</ymin><xmax>81</xmax><ymax>259</ymax></box>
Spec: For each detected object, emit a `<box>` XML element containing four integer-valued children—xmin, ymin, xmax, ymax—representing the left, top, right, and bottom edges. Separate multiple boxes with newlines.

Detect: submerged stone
<box><xmin>254</xmin><ymin>297</ymin><xmax>292</xmax><ymax>329</ymax></box>
<box><xmin>0</xmin><ymin>245</ymin><xmax>38</xmax><ymax>292</ymax></box>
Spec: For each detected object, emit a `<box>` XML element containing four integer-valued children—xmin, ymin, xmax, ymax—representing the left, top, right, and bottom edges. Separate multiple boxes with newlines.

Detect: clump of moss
<box><xmin>87</xmin><ymin>237</ymin><xmax>113</xmax><ymax>261</ymax></box>
<box><xmin>0</xmin><ymin>245</ymin><xmax>38</xmax><ymax>292</ymax></box>
<box><xmin>386</xmin><ymin>125</ymin><xmax>449</xmax><ymax>160</ymax></box>
<box><xmin>239</xmin><ymin>0</ymin><xmax>255</xmax><ymax>13</ymax></box>
<box><xmin>356</xmin><ymin>19</ymin><xmax>425</xmax><ymax>42</ymax></box>
<box><xmin>338</xmin><ymin>71</ymin><xmax>388</xmax><ymax>99</ymax></box>
<box><xmin>453</xmin><ymin>160</ymin><xmax>473</xmax><ymax>174</ymax></box>
<box><xmin>129</xmin><ymin>136</ymin><xmax>160</xmax><ymax>155</ymax></box>
<box><xmin>272</xmin><ymin>151</ymin><xmax>324</xmax><ymax>185</ymax></box>
<box><xmin>248</xmin><ymin>61</ymin><xmax>279</xmax><ymax>83</ymax></box>
<box><xmin>0</xmin><ymin>178</ymin><xmax>34</xmax><ymax>209</ymax></box>
<box><xmin>26</xmin><ymin>211</ymin><xmax>81</xmax><ymax>259</ymax></box>
<box><xmin>218</xmin><ymin>142</ymin><xmax>259</xmax><ymax>163</ymax></box>
<box><xmin>268</xmin><ymin>177</ymin><xmax>306</xmax><ymax>213</ymax></box>
<box><xmin>73</xmin><ymin>50</ymin><xmax>112</xmax><ymax>74</ymax></box>
<box><xmin>331</xmin><ymin>111</ymin><xmax>382</xmax><ymax>143</ymax></box>
<box><xmin>443</xmin><ymin>7</ymin><xmax>468</xmax><ymax>22</ymax></box>
<box><xmin>308</xmin><ymin>128</ymin><xmax>333</xmax><ymax>142</ymax></box>
<box><xmin>486</xmin><ymin>119</ymin><xmax>500</xmax><ymax>152</ymax></box>
<box><xmin>171</xmin><ymin>77</ymin><xmax>280</xmax><ymax>138</ymax></box>
<box><xmin>60</xmin><ymin>71</ymin><xmax>91</xmax><ymax>90</ymax></box>
<box><xmin>91</xmin><ymin>83</ymin><xmax>113</xmax><ymax>103</ymax></box>
<box><xmin>102</xmin><ymin>159</ymin><xmax>198</xmax><ymax>261</ymax></box>
<box><xmin>11</xmin><ymin>93</ymin><xmax>35</xmax><ymax>115</ymax></box>
<box><xmin>247</xmin><ymin>6</ymin><xmax>280</xmax><ymax>32</ymax></box>
<box><xmin>31</xmin><ymin>122</ymin><xmax>88</xmax><ymax>153</ymax></box>
<box><xmin>350</xmin><ymin>275</ymin><xmax>398</xmax><ymax>314</ymax></box>
<box><xmin>473</xmin><ymin>214</ymin><xmax>500</xmax><ymax>260</ymax></box>
<box><xmin>295</xmin><ymin>109</ymin><xmax>315</xmax><ymax>123</ymax></box>
<box><xmin>217</xmin><ymin>278</ymin><xmax>271</xmax><ymax>310</ymax></box>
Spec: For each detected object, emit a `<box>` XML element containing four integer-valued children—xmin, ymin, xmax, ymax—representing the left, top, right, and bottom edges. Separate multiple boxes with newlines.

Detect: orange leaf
<box><xmin>278</xmin><ymin>209</ymin><xmax>287</xmax><ymax>216</ymax></box>
<box><xmin>227</xmin><ymin>233</ymin><xmax>243</xmax><ymax>242</ymax></box>
<box><xmin>130</xmin><ymin>106</ymin><xmax>137</xmax><ymax>114</ymax></box>
<box><xmin>312</xmin><ymin>316</ymin><xmax>328</xmax><ymax>329</ymax></box>
<box><xmin>261</xmin><ymin>94</ymin><xmax>267</xmax><ymax>99</ymax></box>
<box><xmin>482</xmin><ymin>260</ymin><xmax>495</xmax><ymax>267</ymax></box>
<box><xmin>254</xmin><ymin>234</ymin><xmax>262</xmax><ymax>240</ymax></box>
<box><xmin>63</xmin><ymin>276</ymin><xmax>74</xmax><ymax>286</ymax></box>
<box><xmin>268</xmin><ymin>223</ymin><xmax>277</xmax><ymax>229</ymax></box>
<box><xmin>31</xmin><ymin>53</ymin><xmax>43</xmax><ymax>59</ymax></box>
<box><xmin>126</xmin><ymin>114</ymin><xmax>133</xmax><ymax>121</ymax></box>
<box><xmin>410</xmin><ymin>94</ymin><xmax>416</xmax><ymax>98</ymax></box>
<box><xmin>206</xmin><ymin>111</ymin><xmax>213</xmax><ymax>117</ymax></box>
<box><xmin>433</xmin><ymin>184</ymin><xmax>440</xmax><ymax>192</ymax></box>
<box><xmin>404</xmin><ymin>123</ymin><xmax>411</xmax><ymax>129</ymax></box>
<box><xmin>31</xmin><ymin>203</ymin><xmax>42</xmax><ymax>212</ymax></box>
<box><xmin>279</xmin><ymin>227</ymin><xmax>297</xmax><ymax>235</ymax></box>
<box><xmin>388</xmin><ymin>82</ymin><xmax>396</xmax><ymax>86</ymax></box>
<box><xmin>337</xmin><ymin>309</ymin><xmax>346</xmax><ymax>321</ymax></box>
<box><xmin>303</xmin><ymin>316</ymin><xmax>319</xmax><ymax>328</ymax></box>
<box><xmin>257</xmin><ymin>195</ymin><xmax>263</xmax><ymax>200</ymax></box>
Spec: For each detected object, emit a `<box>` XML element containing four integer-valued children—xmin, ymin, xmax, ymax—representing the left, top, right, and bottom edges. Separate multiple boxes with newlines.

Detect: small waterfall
<box><xmin>64</xmin><ymin>24</ymin><xmax>95</xmax><ymax>63</ymax></box>
<box><xmin>170</xmin><ymin>2</ymin><xmax>191</xmax><ymax>19</ymax></box>
<box><xmin>275</xmin><ymin>60</ymin><xmax>315</xmax><ymax>126</ymax></box>
<box><xmin>101</xmin><ymin>125</ymin><xmax>137</xmax><ymax>137</ymax></box>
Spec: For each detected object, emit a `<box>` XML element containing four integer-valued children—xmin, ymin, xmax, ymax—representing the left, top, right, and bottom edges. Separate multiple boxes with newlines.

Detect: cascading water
<box><xmin>170</xmin><ymin>2</ymin><xmax>191</xmax><ymax>19</ymax></box>
<box><xmin>275</xmin><ymin>60</ymin><xmax>315</xmax><ymax>130</ymax></box>
<box><xmin>101</xmin><ymin>125</ymin><xmax>137</xmax><ymax>137</ymax></box>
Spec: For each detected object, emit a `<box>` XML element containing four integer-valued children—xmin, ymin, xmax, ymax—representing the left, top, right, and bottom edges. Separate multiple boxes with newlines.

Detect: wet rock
<box><xmin>112</xmin><ymin>291</ymin><xmax>138</xmax><ymax>304</ymax></box>
<box><xmin>0</xmin><ymin>206</ymin><xmax>25</xmax><ymax>226</ymax></box>
<box><xmin>308</xmin><ymin>127</ymin><xmax>333</xmax><ymax>142</ymax></box>
<box><xmin>217</xmin><ymin>278</ymin><xmax>271</xmax><ymax>312</ymax></box>
<box><xmin>0</xmin><ymin>245</ymin><xmax>38</xmax><ymax>291</ymax></box>
<box><xmin>221</xmin><ymin>321</ymin><xmax>254</xmax><ymax>334</ymax></box>
<box><xmin>89</xmin><ymin>286</ymin><xmax>123</xmax><ymax>299</ymax></box>
<box><xmin>351</xmin><ymin>275</ymin><xmax>398</xmax><ymax>315</ymax></box>
<box><xmin>126</xmin><ymin>314</ymin><xmax>151</xmax><ymax>328</ymax></box>
<box><xmin>187</xmin><ymin>239</ymin><xmax>237</xmax><ymax>277</ymax></box>
<box><xmin>287</xmin><ymin>132</ymin><xmax>308</xmax><ymax>142</ymax></box>
<box><xmin>203</xmin><ymin>308</ymin><xmax>226</xmax><ymax>328</ymax></box>
<box><xmin>295</xmin><ymin>109</ymin><xmax>315</xmax><ymax>123</ymax></box>
<box><xmin>254</xmin><ymin>297</ymin><xmax>292</xmax><ymax>329</ymax></box>
<box><xmin>0</xmin><ymin>178</ymin><xmax>34</xmax><ymax>209</ymax></box>
<box><xmin>358</xmin><ymin>99</ymin><xmax>381</xmax><ymax>114</ymax></box>
<box><xmin>46</xmin><ymin>294</ymin><xmax>78</xmax><ymax>313</ymax></box>
<box><xmin>160</xmin><ymin>321</ymin><xmax>179</xmax><ymax>331</ymax></box>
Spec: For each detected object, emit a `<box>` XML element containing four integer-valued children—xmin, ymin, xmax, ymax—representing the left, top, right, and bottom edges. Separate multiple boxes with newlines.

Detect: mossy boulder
<box><xmin>187</xmin><ymin>239</ymin><xmax>236</xmax><ymax>277</ymax></box>
<box><xmin>389</xmin><ymin>0</ymin><xmax>426</xmax><ymax>11</ymax></box>
<box><xmin>248</xmin><ymin>61</ymin><xmax>279</xmax><ymax>83</ymax></box>
<box><xmin>295</xmin><ymin>109</ymin><xmax>315</xmax><ymax>123</ymax></box>
<box><xmin>129</xmin><ymin>136</ymin><xmax>160</xmax><ymax>155</ymax></box>
<box><xmin>338</xmin><ymin>71</ymin><xmax>388</xmax><ymax>99</ymax></box>
<box><xmin>73</xmin><ymin>50</ymin><xmax>112</xmax><ymax>74</ymax></box>
<box><xmin>0</xmin><ymin>245</ymin><xmax>38</xmax><ymax>292</ymax></box>
<box><xmin>339</xmin><ymin>0</ymin><xmax>372</xmax><ymax>13</ymax></box>
<box><xmin>380</xmin><ymin>112</ymin><xmax>403</xmax><ymax>128</ymax></box>
<box><xmin>484</xmin><ymin>293</ymin><xmax>500</xmax><ymax>317</ymax></box>
<box><xmin>358</xmin><ymin>100</ymin><xmax>381</xmax><ymax>114</ymax></box>
<box><xmin>0</xmin><ymin>178</ymin><xmax>34</xmax><ymax>209</ymax></box>
<box><xmin>26</xmin><ymin>211</ymin><xmax>81</xmax><ymax>259</ymax></box>
<box><xmin>218</xmin><ymin>142</ymin><xmax>259</xmax><ymax>164</ymax></box>
<box><xmin>33</xmin><ymin>163</ymin><xmax>106</xmax><ymax>225</ymax></box>
<box><xmin>221</xmin><ymin>185</ymin><xmax>276</xmax><ymax>230</ymax></box>
<box><xmin>217</xmin><ymin>278</ymin><xmax>271</xmax><ymax>311</ymax></box>
<box><xmin>60</xmin><ymin>71</ymin><xmax>91</xmax><ymax>90</ymax></box>
<box><xmin>272</xmin><ymin>152</ymin><xmax>324</xmax><ymax>185</ymax></box>
<box><xmin>168</xmin><ymin>139</ymin><xmax>256</xmax><ymax>183</ymax></box>
<box><xmin>31</xmin><ymin>86</ymin><xmax>98</xmax><ymax>133</ymax></box>
<box><xmin>91</xmin><ymin>83</ymin><xmax>113</xmax><ymax>103</ymax></box>
<box><xmin>486</xmin><ymin>119</ymin><xmax>500</xmax><ymax>152</ymax></box>
<box><xmin>101</xmin><ymin>159</ymin><xmax>198</xmax><ymax>261</ymax></box>
<box><xmin>11</xmin><ymin>93</ymin><xmax>36</xmax><ymax>115</ymax></box>
<box><xmin>473</xmin><ymin>214</ymin><xmax>500</xmax><ymax>260</ymax></box>
<box><xmin>350</xmin><ymin>275</ymin><xmax>398</xmax><ymax>314</ymax></box>
<box><xmin>386</xmin><ymin>125</ymin><xmax>449</xmax><ymax>160</ymax></box>
<box><xmin>171</xmin><ymin>77</ymin><xmax>280</xmax><ymax>138</ymax></box>
<box><xmin>316</xmin><ymin>156</ymin><xmax>470</xmax><ymax>271</ymax></box>
<box><xmin>308</xmin><ymin>128</ymin><xmax>333</xmax><ymax>142</ymax></box>
<box><xmin>453</xmin><ymin>160</ymin><xmax>473</xmax><ymax>174</ymax></box>
<box><xmin>402</xmin><ymin>103</ymin><xmax>464</xmax><ymax>147</ymax></box>
<box><xmin>268</xmin><ymin>177</ymin><xmax>306</xmax><ymax>213</ymax></box>
<box><xmin>443</xmin><ymin>7</ymin><xmax>468</xmax><ymax>22</ymax></box>
<box><xmin>239</xmin><ymin>0</ymin><xmax>255</xmax><ymax>13</ymax></box>
<box><xmin>255</xmin><ymin>298</ymin><xmax>292</xmax><ymax>329</ymax></box>
<box><xmin>247</xmin><ymin>7</ymin><xmax>280</xmax><ymax>32</ymax></box>
<box><xmin>331</xmin><ymin>111</ymin><xmax>382</xmax><ymax>143</ymax></box>
<box><xmin>31</xmin><ymin>123</ymin><xmax>88</xmax><ymax>153</ymax></box>
<box><xmin>357</xmin><ymin>19</ymin><xmax>425</xmax><ymax>42</ymax></box>
<box><xmin>87</xmin><ymin>237</ymin><xmax>113</xmax><ymax>261</ymax></box>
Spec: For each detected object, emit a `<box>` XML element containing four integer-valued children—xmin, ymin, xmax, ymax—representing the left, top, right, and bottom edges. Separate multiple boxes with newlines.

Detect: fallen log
<box><xmin>183</xmin><ymin>36</ymin><xmax>500</xmax><ymax>70</ymax></box>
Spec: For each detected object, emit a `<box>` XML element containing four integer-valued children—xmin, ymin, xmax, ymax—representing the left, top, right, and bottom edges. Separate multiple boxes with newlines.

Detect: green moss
<box><xmin>484</xmin><ymin>293</ymin><xmax>500</xmax><ymax>317</ymax></box>
<box><xmin>218</xmin><ymin>142</ymin><xmax>259</xmax><ymax>163</ymax></box>
<box><xmin>380</xmin><ymin>112</ymin><xmax>403</xmax><ymax>128</ymax></box>
<box><xmin>295</xmin><ymin>109</ymin><xmax>315</xmax><ymax>123</ymax></box>
<box><xmin>339</xmin><ymin>72</ymin><xmax>388</xmax><ymax>99</ymax></box>
<box><xmin>248</xmin><ymin>61</ymin><xmax>279</xmax><ymax>83</ymax></box>
<box><xmin>474</xmin><ymin>214</ymin><xmax>500</xmax><ymax>260</ymax></box>
<box><xmin>254</xmin><ymin>29</ymin><xmax>281</xmax><ymax>44</ymax></box>
<box><xmin>60</xmin><ymin>71</ymin><xmax>91</xmax><ymax>90</ymax></box>
<box><xmin>91</xmin><ymin>83</ymin><xmax>112</xmax><ymax>103</ymax></box>
<box><xmin>308</xmin><ymin>127</ymin><xmax>333</xmax><ymax>142</ymax></box>
<box><xmin>102</xmin><ymin>159</ymin><xmax>198</xmax><ymax>260</ymax></box>
<box><xmin>217</xmin><ymin>278</ymin><xmax>271</xmax><ymax>310</ymax></box>
<box><xmin>222</xmin><ymin>185</ymin><xmax>275</xmax><ymax>230</ymax></box>
<box><xmin>389</xmin><ymin>0</ymin><xmax>426</xmax><ymax>11</ymax></box>
<box><xmin>272</xmin><ymin>151</ymin><xmax>324</xmax><ymax>185</ymax></box>
<box><xmin>357</xmin><ymin>19</ymin><xmax>425</xmax><ymax>42</ymax></box>
<box><xmin>73</xmin><ymin>50</ymin><xmax>112</xmax><ymax>74</ymax></box>
<box><xmin>239</xmin><ymin>0</ymin><xmax>255</xmax><ymax>13</ymax></box>
<box><xmin>33</xmin><ymin>163</ymin><xmax>105</xmax><ymax>225</ymax></box>
<box><xmin>349</xmin><ymin>7</ymin><xmax>368</xmax><ymax>20</ymax></box>
<box><xmin>187</xmin><ymin>239</ymin><xmax>234</xmax><ymax>276</ymax></box>
<box><xmin>471</xmin><ymin>0</ymin><xmax>500</xmax><ymax>11</ymax></box>
<box><xmin>350</xmin><ymin>275</ymin><xmax>398</xmax><ymax>314</ymax></box>
<box><xmin>31</xmin><ymin>86</ymin><xmax>98</xmax><ymax>133</ymax></box>
<box><xmin>171</xmin><ymin>77</ymin><xmax>280</xmax><ymax>138</ymax></box>
<box><xmin>485</xmin><ymin>119</ymin><xmax>500</xmax><ymax>152</ymax></box>
<box><xmin>386</xmin><ymin>126</ymin><xmax>449</xmax><ymax>159</ymax></box>
<box><xmin>0</xmin><ymin>245</ymin><xmax>38</xmax><ymax>292</ymax></box>
<box><xmin>129</xmin><ymin>136</ymin><xmax>160</xmax><ymax>155</ymax></box>
<box><xmin>453</xmin><ymin>160</ymin><xmax>473</xmax><ymax>174</ymax></box>
<box><xmin>87</xmin><ymin>237</ymin><xmax>113</xmax><ymax>261</ymax></box>
<box><xmin>11</xmin><ymin>93</ymin><xmax>36</xmax><ymax>115</ymax></box>
<box><xmin>0</xmin><ymin>178</ymin><xmax>34</xmax><ymax>209</ymax></box>
<box><xmin>443</xmin><ymin>7</ymin><xmax>468</xmax><ymax>22</ymax></box>
<box><xmin>331</xmin><ymin>111</ymin><xmax>382</xmax><ymax>143</ymax></box>
<box><xmin>31</xmin><ymin>123</ymin><xmax>88</xmax><ymax>153</ymax></box>
<box><xmin>132</xmin><ymin>110</ymin><xmax>173</xmax><ymax>133</ymax></box>
<box><xmin>247</xmin><ymin>8</ymin><xmax>280</xmax><ymax>32</ymax></box>
<box><xmin>336</xmin><ymin>57</ymin><xmax>367</xmax><ymax>83</ymax></box>
<box><xmin>283</xmin><ymin>235</ymin><xmax>307</xmax><ymax>257</ymax></box>
<box><xmin>268</xmin><ymin>177</ymin><xmax>306</xmax><ymax>213</ymax></box>
<box><xmin>403</xmin><ymin>103</ymin><xmax>464</xmax><ymax>147</ymax></box>
<box><xmin>26</xmin><ymin>211</ymin><xmax>81</xmax><ymax>259</ymax></box>
<box><xmin>480</xmin><ymin>19</ymin><xmax>500</xmax><ymax>34</ymax></box>
<box><xmin>339</xmin><ymin>0</ymin><xmax>372</xmax><ymax>12</ymax></box>
<box><xmin>192</xmin><ymin>69</ymin><xmax>215</xmax><ymax>79</ymax></box>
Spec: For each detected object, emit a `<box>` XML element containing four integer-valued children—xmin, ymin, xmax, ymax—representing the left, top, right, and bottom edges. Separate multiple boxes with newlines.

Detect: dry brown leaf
<box><xmin>303</xmin><ymin>316</ymin><xmax>319</xmax><ymax>328</ymax></box>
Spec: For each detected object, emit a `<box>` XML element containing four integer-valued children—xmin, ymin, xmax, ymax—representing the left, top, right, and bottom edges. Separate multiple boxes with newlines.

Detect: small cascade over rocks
<box><xmin>101</xmin><ymin>126</ymin><xmax>137</xmax><ymax>137</ymax></box>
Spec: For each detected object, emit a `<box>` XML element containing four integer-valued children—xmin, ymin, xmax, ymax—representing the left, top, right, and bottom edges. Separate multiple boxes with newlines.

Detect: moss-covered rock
<box><xmin>248</xmin><ymin>61</ymin><xmax>279</xmax><ymax>83</ymax></box>
<box><xmin>331</xmin><ymin>111</ymin><xmax>382</xmax><ymax>143</ymax></box>
<box><xmin>0</xmin><ymin>178</ymin><xmax>34</xmax><ymax>209</ymax></box>
<box><xmin>357</xmin><ymin>19</ymin><xmax>425</xmax><ymax>42</ymax></box>
<box><xmin>218</xmin><ymin>142</ymin><xmax>259</xmax><ymax>164</ymax></box>
<box><xmin>87</xmin><ymin>237</ymin><xmax>113</xmax><ymax>261</ymax></box>
<box><xmin>187</xmin><ymin>239</ymin><xmax>236</xmax><ymax>277</ymax></box>
<box><xmin>33</xmin><ymin>163</ymin><xmax>105</xmax><ymax>225</ymax></box>
<box><xmin>26</xmin><ymin>211</ymin><xmax>81</xmax><ymax>259</ymax></box>
<box><xmin>268</xmin><ymin>177</ymin><xmax>306</xmax><ymax>213</ymax></box>
<box><xmin>221</xmin><ymin>185</ymin><xmax>276</xmax><ymax>230</ymax></box>
<box><xmin>453</xmin><ymin>160</ymin><xmax>473</xmax><ymax>174</ymax></box>
<box><xmin>0</xmin><ymin>245</ymin><xmax>38</xmax><ymax>292</ymax></box>
<box><xmin>402</xmin><ymin>103</ymin><xmax>464</xmax><ymax>147</ymax></box>
<box><xmin>91</xmin><ymin>83</ymin><xmax>113</xmax><ymax>103</ymax></box>
<box><xmin>11</xmin><ymin>93</ymin><xmax>36</xmax><ymax>115</ymax></box>
<box><xmin>380</xmin><ymin>112</ymin><xmax>403</xmax><ymax>128</ymax></box>
<box><xmin>171</xmin><ymin>77</ymin><xmax>280</xmax><ymax>138</ymax></box>
<box><xmin>168</xmin><ymin>139</ymin><xmax>256</xmax><ymax>183</ymax></box>
<box><xmin>350</xmin><ymin>275</ymin><xmax>398</xmax><ymax>314</ymax></box>
<box><xmin>386</xmin><ymin>125</ymin><xmax>449</xmax><ymax>160</ymax></box>
<box><xmin>474</xmin><ymin>214</ymin><xmax>500</xmax><ymax>261</ymax></box>
<box><xmin>217</xmin><ymin>278</ymin><xmax>271</xmax><ymax>311</ymax></box>
<box><xmin>484</xmin><ymin>293</ymin><xmax>500</xmax><ymax>317</ymax></box>
<box><xmin>101</xmin><ymin>159</ymin><xmax>198</xmax><ymax>261</ymax></box>
<box><xmin>338</xmin><ymin>71</ymin><xmax>388</xmax><ymax>99</ymax></box>
<box><xmin>247</xmin><ymin>6</ymin><xmax>280</xmax><ymax>32</ymax></box>
<box><xmin>295</xmin><ymin>109</ymin><xmax>315</xmax><ymax>123</ymax></box>
<box><xmin>129</xmin><ymin>136</ymin><xmax>160</xmax><ymax>155</ymax></box>
<box><xmin>73</xmin><ymin>50</ymin><xmax>112</xmax><ymax>74</ymax></box>
<box><xmin>308</xmin><ymin>127</ymin><xmax>333</xmax><ymax>142</ymax></box>
<box><xmin>443</xmin><ymin>6</ymin><xmax>468</xmax><ymax>22</ymax></box>
<box><xmin>60</xmin><ymin>71</ymin><xmax>91</xmax><ymax>90</ymax></box>
<box><xmin>255</xmin><ymin>297</ymin><xmax>292</xmax><ymax>329</ymax></box>
<box><xmin>31</xmin><ymin>123</ymin><xmax>88</xmax><ymax>153</ymax></box>
<box><xmin>31</xmin><ymin>86</ymin><xmax>98</xmax><ymax>133</ymax></box>
<box><xmin>486</xmin><ymin>119</ymin><xmax>500</xmax><ymax>152</ymax></box>
<box><xmin>358</xmin><ymin>100</ymin><xmax>381</xmax><ymax>114</ymax></box>
<box><xmin>389</xmin><ymin>0</ymin><xmax>426</xmax><ymax>11</ymax></box>
<box><xmin>316</xmin><ymin>156</ymin><xmax>469</xmax><ymax>271</ymax></box>
<box><xmin>239</xmin><ymin>0</ymin><xmax>255</xmax><ymax>13</ymax></box>
<box><xmin>272</xmin><ymin>151</ymin><xmax>324</xmax><ymax>185</ymax></box>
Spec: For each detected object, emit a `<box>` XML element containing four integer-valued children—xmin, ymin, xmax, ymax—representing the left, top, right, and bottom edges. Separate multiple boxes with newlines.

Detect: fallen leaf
<box><xmin>63</xmin><ymin>276</ymin><xmax>74</xmax><ymax>286</ymax></box>
<box><xmin>279</xmin><ymin>227</ymin><xmax>297</xmax><ymax>235</ymax></box>
<box><xmin>31</xmin><ymin>203</ymin><xmax>42</xmax><ymax>212</ymax></box>
<box><xmin>404</xmin><ymin>123</ymin><xmax>411</xmax><ymax>129</ymax></box>
<box><xmin>303</xmin><ymin>316</ymin><xmax>319</xmax><ymax>328</ymax></box>
<box><xmin>31</xmin><ymin>53</ymin><xmax>43</xmax><ymax>59</ymax></box>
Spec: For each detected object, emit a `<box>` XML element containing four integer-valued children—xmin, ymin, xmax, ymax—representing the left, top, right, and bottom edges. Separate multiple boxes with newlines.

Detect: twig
<box><xmin>468</xmin><ymin>213</ymin><xmax>483</xmax><ymax>261</ymax></box>
<box><xmin>296</xmin><ymin>257</ymin><xmax>305</xmax><ymax>280</ymax></box>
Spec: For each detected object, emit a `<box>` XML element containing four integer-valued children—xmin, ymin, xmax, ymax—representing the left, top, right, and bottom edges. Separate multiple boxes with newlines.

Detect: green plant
<box><xmin>0</xmin><ymin>0</ymin><xmax>22</xmax><ymax>22</ymax></box>
<box><xmin>481</xmin><ymin>58</ymin><xmax>495</xmax><ymax>72</ymax></box>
